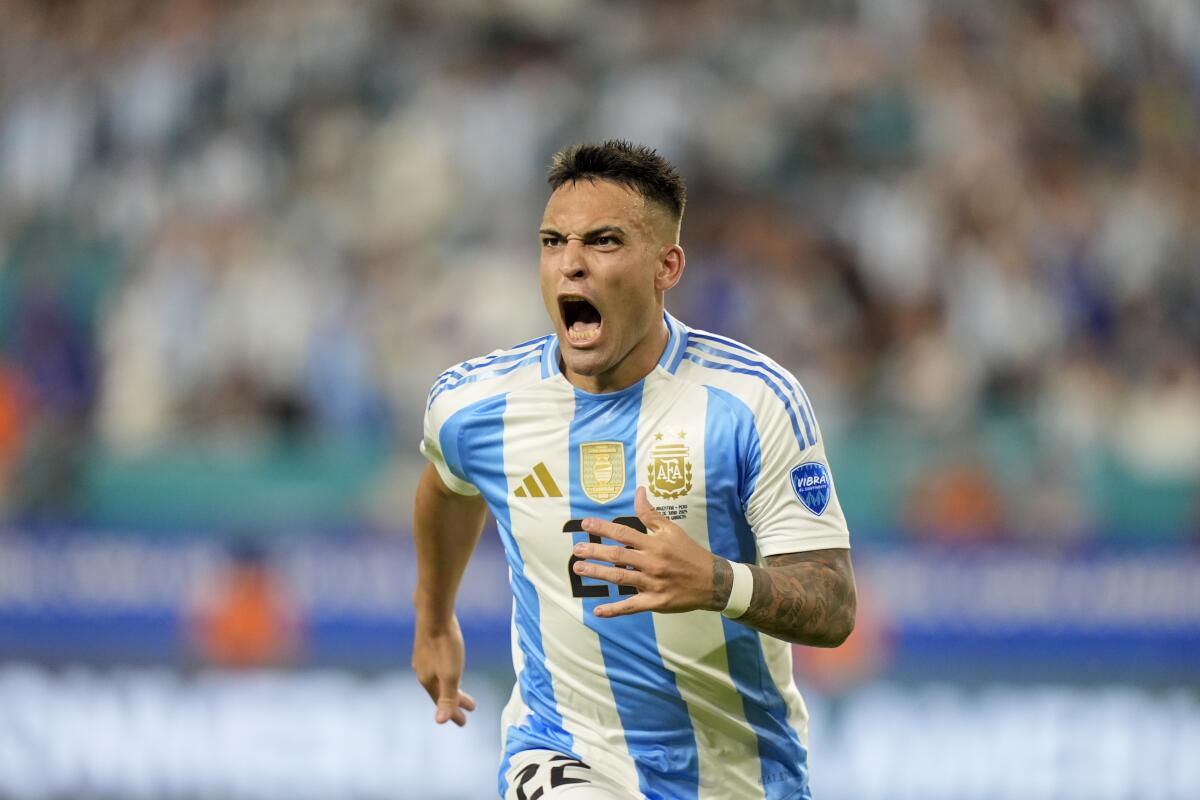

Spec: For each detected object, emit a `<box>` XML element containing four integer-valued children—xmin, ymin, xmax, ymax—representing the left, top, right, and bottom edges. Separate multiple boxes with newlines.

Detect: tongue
<box><xmin>571</xmin><ymin>319</ymin><xmax>600</xmax><ymax>334</ymax></box>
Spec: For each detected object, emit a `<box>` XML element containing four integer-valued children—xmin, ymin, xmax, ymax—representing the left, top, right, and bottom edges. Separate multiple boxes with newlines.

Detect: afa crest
<box><xmin>647</xmin><ymin>434</ymin><xmax>692</xmax><ymax>500</ymax></box>
<box><xmin>580</xmin><ymin>442</ymin><xmax>625</xmax><ymax>504</ymax></box>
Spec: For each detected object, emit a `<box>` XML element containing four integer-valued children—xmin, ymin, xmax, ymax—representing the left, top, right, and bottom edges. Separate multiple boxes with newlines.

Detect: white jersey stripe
<box><xmin>685</xmin><ymin>337</ymin><xmax>815</xmax><ymax>447</ymax></box>
<box><xmin>433</xmin><ymin>335</ymin><xmax>550</xmax><ymax>383</ymax></box>
<box><xmin>430</xmin><ymin>336</ymin><xmax>549</xmax><ymax>394</ymax></box>
<box><xmin>464</xmin><ymin>393</ymin><xmax>577</xmax><ymax>796</ymax></box>
<box><xmin>638</xmin><ymin>376</ymin><xmax>766</xmax><ymax>798</ymax></box>
<box><xmin>689</xmin><ymin>331</ymin><xmax>821</xmax><ymax>448</ymax></box>
<box><xmin>429</xmin><ymin>347</ymin><xmax>547</xmax><ymax>407</ymax></box>
<box><xmin>681</xmin><ymin>348</ymin><xmax>813</xmax><ymax>453</ymax></box>
<box><xmin>501</xmin><ymin>386</ymin><xmax>643</xmax><ymax>789</ymax></box>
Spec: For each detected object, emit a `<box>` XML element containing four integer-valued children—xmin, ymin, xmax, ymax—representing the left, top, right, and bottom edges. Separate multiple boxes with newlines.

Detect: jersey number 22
<box><xmin>563</xmin><ymin>517</ymin><xmax>644</xmax><ymax>599</ymax></box>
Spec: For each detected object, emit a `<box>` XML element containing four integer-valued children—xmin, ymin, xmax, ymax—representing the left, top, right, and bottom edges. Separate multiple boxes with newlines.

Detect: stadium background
<box><xmin>1</xmin><ymin>0</ymin><xmax>1198</xmax><ymax>797</ymax></box>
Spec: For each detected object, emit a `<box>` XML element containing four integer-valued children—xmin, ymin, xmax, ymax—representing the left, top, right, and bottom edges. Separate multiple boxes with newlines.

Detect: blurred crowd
<box><xmin>1</xmin><ymin>0</ymin><xmax>1197</xmax><ymax>539</ymax></box>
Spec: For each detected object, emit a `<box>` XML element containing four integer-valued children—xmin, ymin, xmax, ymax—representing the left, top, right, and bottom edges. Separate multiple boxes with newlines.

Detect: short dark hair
<box><xmin>546</xmin><ymin>140</ymin><xmax>686</xmax><ymax>222</ymax></box>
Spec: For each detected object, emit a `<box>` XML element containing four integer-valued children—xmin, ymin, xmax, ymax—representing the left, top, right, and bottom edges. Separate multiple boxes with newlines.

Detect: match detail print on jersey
<box><xmin>514</xmin><ymin>462</ymin><xmax>564</xmax><ymax>498</ymax></box>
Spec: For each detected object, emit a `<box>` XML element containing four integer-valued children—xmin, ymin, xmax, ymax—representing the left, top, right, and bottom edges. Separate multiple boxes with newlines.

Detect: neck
<box><xmin>561</xmin><ymin>315</ymin><xmax>670</xmax><ymax>394</ymax></box>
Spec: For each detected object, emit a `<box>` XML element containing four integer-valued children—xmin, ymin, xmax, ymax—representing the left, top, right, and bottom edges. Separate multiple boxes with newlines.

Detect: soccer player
<box><xmin>413</xmin><ymin>141</ymin><xmax>855</xmax><ymax>799</ymax></box>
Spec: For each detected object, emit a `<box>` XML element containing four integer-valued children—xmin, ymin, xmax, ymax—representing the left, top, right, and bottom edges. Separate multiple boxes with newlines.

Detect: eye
<box><xmin>593</xmin><ymin>236</ymin><xmax>620</xmax><ymax>247</ymax></box>
<box><xmin>541</xmin><ymin>236</ymin><xmax>563</xmax><ymax>247</ymax></box>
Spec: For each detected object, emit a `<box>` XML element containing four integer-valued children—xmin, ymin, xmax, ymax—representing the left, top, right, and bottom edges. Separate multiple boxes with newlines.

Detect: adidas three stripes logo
<box><xmin>514</xmin><ymin>462</ymin><xmax>563</xmax><ymax>498</ymax></box>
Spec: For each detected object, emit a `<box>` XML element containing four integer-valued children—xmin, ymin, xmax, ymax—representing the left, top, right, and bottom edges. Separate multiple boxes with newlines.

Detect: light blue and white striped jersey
<box><xmin>421</xmin><ymin>313</ymin><xmax>850</xmax><ymax>799</ymax></box>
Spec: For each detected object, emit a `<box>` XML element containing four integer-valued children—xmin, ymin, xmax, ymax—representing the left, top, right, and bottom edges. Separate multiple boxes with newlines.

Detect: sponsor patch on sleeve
<box><xmin>790</xmin><ymin>462</ymin><xmax>830</xmax><ymax>516</ymax></box>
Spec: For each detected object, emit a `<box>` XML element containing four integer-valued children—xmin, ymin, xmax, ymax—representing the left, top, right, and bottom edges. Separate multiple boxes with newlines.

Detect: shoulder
<box><xmin>677</xmin><ymin>325</ymin><xmax>801</xmax><ymax>403</ymax></box>
<box><xmin>425</xmin><ymin>333</ymin><xmax>556</xmax><ymax>421</ymax></box>
<box><xmin>675</xmin><ymin>325</ymin><xmax>819</xmax><ymax>449</ymax></box>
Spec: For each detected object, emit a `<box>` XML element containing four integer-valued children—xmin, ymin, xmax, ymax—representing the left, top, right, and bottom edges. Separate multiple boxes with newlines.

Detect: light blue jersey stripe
<box><xmin>441</xmin><ymin>397</ymin><xmax>580</xmax><ymax>796</ymax></box>
<box><xmin>657</xmin><ymin>312</ymin><xmax>689</xmax><ymax>374</ymax></box>
<box><xmin>541</xmin><ymin>335</ymin><xmax>559</xmax><ymax>379</ymax></box>
<box><xmin>428</xmin><ymin>349</ymin><xmax>545</xmax><ymax>408</ymax></box>
<box><xmin>431</xmin><ymin>336</ymin><xmax>548</xmax><ymax>387</ymax></box>
<box><xmin>430</xmin><ymin>338</ymin><xmax>546</xmax><ymax>391</ymax></box>
<box><xmin>432</xmin><ymin>337</ymin><xmax>550</xmax><ymax>389</ymax></box>
<box><xmin>568</xmin><ymin>382</ymin><xmax>700</xmax><ymax>798</ymax></box>
<box><xmin>687</xmin><ymin>331</ymin><xmax>818</xmax><ymax>445</ymax></box>
<box><xmin>682</xmin><ymin>351</ymin><xmax>813</xmax><ymax>452</ymax></box>
<box><xmin>702</xmin><ymin>386</ymin><xmax>811</xmax><ymax>797</ymax></box>
<box><xmin>686</xmin><ymin>335</ymin><xmax>816</xmax><ymax>447</ymax></box>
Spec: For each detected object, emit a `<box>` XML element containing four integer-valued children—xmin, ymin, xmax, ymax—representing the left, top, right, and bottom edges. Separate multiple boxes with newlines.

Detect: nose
<box><xmin>558</xmin><ymin>237</ymin><xmax>588</xmax><ymax>280</ymax></box>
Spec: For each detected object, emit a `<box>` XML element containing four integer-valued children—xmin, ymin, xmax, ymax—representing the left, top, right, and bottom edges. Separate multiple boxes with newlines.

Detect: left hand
<box><xmin>572</xmin><ymin>486</ymin><xmax>722</xmax><ymax>618</ymax></box>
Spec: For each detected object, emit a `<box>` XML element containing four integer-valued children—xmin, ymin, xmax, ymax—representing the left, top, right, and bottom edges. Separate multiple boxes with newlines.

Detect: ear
<box><xmin>655</xmin><ymin>244</ymin><xmax>685</xmax><ymax>292</ymax></box>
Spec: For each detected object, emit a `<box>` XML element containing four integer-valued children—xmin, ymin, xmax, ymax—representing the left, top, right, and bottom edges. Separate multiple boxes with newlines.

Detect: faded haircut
<box><xmin>546</xmin><ymin>140</ymin><xmax>686</xmax><ymax>224</ymax></box>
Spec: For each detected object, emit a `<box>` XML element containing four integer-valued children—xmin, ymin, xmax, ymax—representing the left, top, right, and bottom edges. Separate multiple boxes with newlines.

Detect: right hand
<box><xmin>411</xmin><ymin>615</ymin><xmax>476</xmax><ymax>726</ymax></box>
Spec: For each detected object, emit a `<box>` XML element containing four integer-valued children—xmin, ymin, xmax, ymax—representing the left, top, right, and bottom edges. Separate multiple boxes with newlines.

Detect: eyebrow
<box><xmin>538</xmin><ymin>226</ymin><xmax>628</xmax><ymax>240</ymax></box>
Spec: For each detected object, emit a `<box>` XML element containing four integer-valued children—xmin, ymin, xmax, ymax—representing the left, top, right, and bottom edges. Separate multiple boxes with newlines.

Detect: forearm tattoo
<box><xmin>737</xmin><ymin>549</ymin><xmax>856</xmax><ymax>646</ymax></box>
<box><xmin>711</xmin><ymin>557</ymin><xmax>733</xmax><ymax>610</ymax></box>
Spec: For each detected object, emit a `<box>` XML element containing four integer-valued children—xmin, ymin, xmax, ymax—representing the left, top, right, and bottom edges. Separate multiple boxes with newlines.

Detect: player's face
<box><xmin>539</xmin><ymin>179</ymin><xmax>683</xmax><ymax>393</ymax></box>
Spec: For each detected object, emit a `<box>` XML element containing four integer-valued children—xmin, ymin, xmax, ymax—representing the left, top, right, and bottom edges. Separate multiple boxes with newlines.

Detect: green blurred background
<box><xmin>0</xmin><ymin>1</ymin><xmax>1197</xmax><ymax>798</ymax></box>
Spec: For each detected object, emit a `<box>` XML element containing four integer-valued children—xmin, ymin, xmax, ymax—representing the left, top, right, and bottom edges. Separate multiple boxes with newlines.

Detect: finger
<box><xmin>581</xmin><ymin>517</ymin><xmax>646</xmax><ymax>547</ymax></box>
<box><xmin>435</xmin><ymin>673</ymin><xmax>463</xmax><ymax>724</ymax></box>
<box><xmin>573</xmin><ymin>539</ymin><xmax>646</xmax><ymax>568</ymax></box>
<box><xmin>436</xmin><ymin>696</ymin><xmax>468</xmax><ymax>726</ymax></box>
<box><xmin>635</xmin><ymin>487</ymin><xmax>670</xmax><ymax>533</ymax></box>
<box><xmin>458</xmin><ymin>691</ymin><xmax>477</xmax><ymax>712</ymax></box>
<box><xmin>593</xmin><ymin>595</ymin><xmax>651</xmax><ymax>618</ymax></box>
<box><xmin>573</xmin><ymin>559</ymin><xmax>645</xmax><ymax>588</ymax></box>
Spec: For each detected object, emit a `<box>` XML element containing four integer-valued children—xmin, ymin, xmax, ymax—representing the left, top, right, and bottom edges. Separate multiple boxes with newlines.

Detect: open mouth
<box><xmin>560</xmin><ymin>296</ymin><xmax>602</xmax><ymax>345</ymax></box>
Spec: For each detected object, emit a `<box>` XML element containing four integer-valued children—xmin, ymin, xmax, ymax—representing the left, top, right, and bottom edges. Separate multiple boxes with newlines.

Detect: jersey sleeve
<box><xmin>743</xmin><ymin>386</ymin><xmax>850</xmax><ymax>558</ymax></box>
<box><xmin>420</xmin><ymin>387</ymin><xmax>480</xmax><ymax>496</ymax></box>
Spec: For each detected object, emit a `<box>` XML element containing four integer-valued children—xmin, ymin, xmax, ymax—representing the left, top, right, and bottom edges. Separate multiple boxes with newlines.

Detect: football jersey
<box><xmin>421</xmin><ymin>312</ymin><xmax>851</xmax><ymax>800</ymax></box>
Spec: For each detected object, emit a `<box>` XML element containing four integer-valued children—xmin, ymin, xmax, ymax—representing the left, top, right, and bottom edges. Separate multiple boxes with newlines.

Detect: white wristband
<box><xmin>720</xmin><ymin>560</ymin><xmax>754</xmax><ymax>619</ymax></box>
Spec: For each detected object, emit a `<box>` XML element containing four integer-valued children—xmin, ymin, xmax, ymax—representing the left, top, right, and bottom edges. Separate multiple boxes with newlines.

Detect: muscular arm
<box><xmin>714</xmin><ymin>549</ymin><xmax>857</xmax><ymax>647</ymax></box>
<box><xmin>571</xmin><ymin>489</ymin><xmax>856</xmax><ymax>647</ymax></box>
<box><xmin>411</xmin><ymin>463</ymin><xmax>489</xmax><ymax>725</ymax></box>
<box><xmin>412</xmin><ymin>462</ymin><xmax>489</xmax><ymax>625</ymax></box>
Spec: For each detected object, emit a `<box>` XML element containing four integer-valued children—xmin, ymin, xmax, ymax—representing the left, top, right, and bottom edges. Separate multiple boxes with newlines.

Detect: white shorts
<box><xmin>502</xmin><ymin>749</ymin><xmax>641</xmax><ymax>799</ymax></box>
